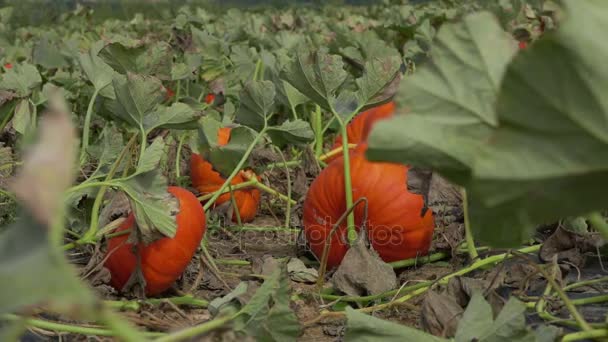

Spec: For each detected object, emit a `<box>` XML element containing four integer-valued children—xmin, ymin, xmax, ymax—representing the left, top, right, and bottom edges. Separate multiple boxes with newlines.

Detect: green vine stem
<box><xmin>338</xmin><ymin>121</ymin><xmax>357</xmax><ymax>244</ymax></box>
<box><xmin>563</xmin><ymin>277</ymin><xmax>608</xmax><ymax>291</ymax></box>
<box><xmin>512</xmin><ymin>252</ymin><xmax>593</xmax><ymax>333</ymax></box>
<box><xmin>197</xmin><ymin>180</ymin><xmax>256</xmax><ymax>202</ymax></box>
<box><xmin>175</xmin><ymin>132</ymin><xmax>188</xmax><ymax>180</ymax></box>
<box><xmin>229</xmin><ymin>185</ymin><xmax>243</xmax><ymax>226</ymax></box>
<box><xmin>462</xmin><ymin>189</ymin><xmax>479</xmax><ymax>261</ymax></box>
<box><xmin>79</xmin><ymin>87</ymin><xmax>101</xmax><ymax>165</ymax></box>
<box><xmin>78</xmin><ymin>133</ymin><xmax>137</xmax><ymax>244</ymax></box>
<box><xmin>242</xmin><ymin>172</ymin><xmax>297</xmax><ymax>206</ymax></box>
<box><xmin>273</xmin><ymin>146</ymin><xmax>292</xmax><ymax>228</ymax></box>
<box><xmin>388</xmin><ymin>251</ymin><xmax>450</xmax><ymax>269</ymax></box>
<box><xmin>1</xmin><ymin>314</ymin><xmax>164</xmax><ymax>338</ymax></box>
<box><xmin>174</xmin><ymin>80</ymin><xmax>181</xmax><ymax>104</ymax></box>
<box><xmin>105</xmin><ymin>295</ymin><xmax>209</xmax><ymax>311</ymax></box>
<box><xmin>312</xmin><ymin>105</ymin><xmax>323</xmax><ymax>158</ymax></box>
<box><xmin>154</xmin><ymin>312</ymin><xmax>239</xmax><ymax>342</ymax></box>
<box><xmin>306</xmin><ymin>244</ymin><xmax>542</xmax><ymax>325</ymax></box>
<box><xmin>263</xmin><ymin>159</ymin><xmax>301</xmax><ymax>171</ymax></box>
<box><xmin>562</xmin><ymin>329</ymin><xmax>608</xmax><ymax>342</ymax></box>
<box><xmin>586</xmin><ymin>212</ymin><xmax>608</xmax><ymax>241</ymax></box>
<box><xmin>99</xmin><ymin>308</ymin><xmax>147</xmax><ymax>342</ymax></box>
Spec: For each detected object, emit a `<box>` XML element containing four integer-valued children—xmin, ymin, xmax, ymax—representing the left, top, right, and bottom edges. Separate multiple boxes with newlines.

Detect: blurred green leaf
<box><xmin>0</xmin><ymin>63</ymin><xmax>42</xmax><ymax>97</ymax></box>
<box><xmin>32</xmin><ymin>37</ymin><xmax>68</xmax><ymax>70</ymax></box>
<box><xmin>367</xmin><ymin>11</ymin><xmax>516</xmax><ymax>184</ymax></box>
<box><xmin>0</xmin><ymin>215</ymin><xmax>95</xmax><ymax>315</ymax></box>
<box><xmin>12</xmin><ymin>99</ymin><xmax>34</xmax><ymax>136</ymax></box>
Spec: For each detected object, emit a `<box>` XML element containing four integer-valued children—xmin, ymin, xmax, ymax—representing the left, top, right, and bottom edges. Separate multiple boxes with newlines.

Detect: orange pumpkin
<box><xmin>303</xmin><ymin>143</ymin><xmax>434</xmax><ymax>270</ymax></box>
<box><xmin>104</xmin><ymin>186</ymin><xmax>206</xmax><ymax>296</ymax></box>
<box><xmin>190</xmin><ymin>127</ymin><xmax>261</xmax><ymax>222</ymax></box>
<box><xmin>326</xmin><ymin>101</ymin><xmax>395</xmax><ymax>163</ymax></box>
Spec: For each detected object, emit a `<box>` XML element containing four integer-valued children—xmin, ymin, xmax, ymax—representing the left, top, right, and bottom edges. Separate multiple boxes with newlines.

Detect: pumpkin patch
<box><xmin>104</xmin><ymin>186</ymin><xmax>206</xmax><ymax>296</ymax></box>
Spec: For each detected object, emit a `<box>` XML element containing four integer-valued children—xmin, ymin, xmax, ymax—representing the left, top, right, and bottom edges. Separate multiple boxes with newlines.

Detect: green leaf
<box><xmin>235</xmin><ymin>80</ymin><xmax>276</xmax><ymax>131</ymax></box>
<box><xmin>455</xmin><ymin>293</ymin><xmax>534</xmax><ymax>342</ymax></box>
<box><xmin>283</xmin><ymin>48</ymin><xmax>347</xmax><ymax>111</ymax></box>
<box><xmin>32</xmin><ymin>37</ymin><xmax>68</xmax><ymax>70</ymax></box>
<box><xmin>1</xmin><ymin>92</ymin><xmax>95</xmax><ymax>317</ymax></box>
<box><xmin>355</xmin><ymin>54</ymin><xmax>402</xmax><ymax>108</ymax></box>
<box><xmin>0</xmin><ymin>63</ymin><xmax>42</xmax><ymax>97</ymax></box>
<box><xmin>466</xmin><ymin>0</ymin><xmax>608</xmax><ymax>247</ymax></box>
<box><xmin>366</xmin><ymin>11</ymin><xmax>517</xmax><ymax>183</ymax></box>
<box><xmin>118</xmin><ymin>170</ymin><xmax>178</xmax><ymax>241</ymax></box>
<box><xmin>454</xmin><ymin>292</ymin><xmax>494</xmax><ymax>342</ymax></box>
<box><xmin>99</xmin><ymin>41</ymin><xmax>173</xmax><ymax>80</ymax></box>
<box><xmin>344</xmin><ymin>307</ymin><xmax>446</xmax><ymax>342</ymax></box>
<box><xmin>208</xmin><ymin>126</ymin><xmax>256</xmax><ymax>178</ymax></box>
<box><xmin>78</xmin><ymin>40</ymin><xmax>114</xmax><ymax>91</ymax></box>
<box><xmin>267</xmin><ymin>119</ymin><xmax>314</xmax><ymax>147</ymax></box>
<box><xmin>112</xmin><ymin>73</ymin><xmax>165</xmax><ymax>127</ymax></box>
<box><xmin>12</xmin><ymin>99</ymin><xmax>34</xmax><ymax>136</ymax></box>
<box><xmin>136</xmin><ymin>137</ymin><xmax>165</xmax><ymax>176</ymax></box>
<box><xmin>236</xmin><ymin>266</ymin><xmax>301</xmax><ymax>341</ymax></box>
<box><xmin>282</xmin><ymin>80</ymin><xmax>309</xmax><ymax>109</ymax></box>
<box><xmin>143</xmin><ymin>102</ymin><xmax>200</xmax><ymax>133</ymax></box>
<box><xmin>0</xmin><ymin>215</ymin><xmax>95</xmax><ymax>315</ymax></box>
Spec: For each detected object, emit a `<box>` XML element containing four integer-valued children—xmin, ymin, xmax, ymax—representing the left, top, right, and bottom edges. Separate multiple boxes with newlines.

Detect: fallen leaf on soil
<box><xmin>420</xmin><ymin>290</ymin><xmax>463</xmax><ymax>337</ymax></box>
<box><xmin>540</xmin><ymin>226</ymin><xmax>599</xmax><ymax>268</ymax></box>
<box><xmin>331</xmin><ymin>237</ymin><xmax>397</xmax><ymax>296</ymax></box>
<box><xmin>287</xmin><ymin>258</ymin><xmax>318</xmax><ymax>283</ymax></box>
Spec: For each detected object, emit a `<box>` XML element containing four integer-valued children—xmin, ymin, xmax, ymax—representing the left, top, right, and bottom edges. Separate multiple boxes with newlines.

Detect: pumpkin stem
<box><xmin>462</xmin><ymin>189</ymin><xmax>479</xmax><ymax>261</ymax></box>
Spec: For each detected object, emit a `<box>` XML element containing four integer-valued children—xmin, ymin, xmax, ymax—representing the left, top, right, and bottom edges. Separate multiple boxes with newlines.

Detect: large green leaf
<box><xmin>99</xmin><ymin>41</ymin><xmax>173</xmax><ymax>80</ymax></box>
<box><xmin>235</xmin><ymin>80</ymin><xmax>276</xmax><ymax>131</ymax></box>
<box><xmin>467</xmin><ymin>0</ymin><xmax>608</xmax><ymax>246</ymax></box>
<box><xmin>143</xmin><ymin>102</ymin><xmax>200</xmax><ymax>133</ymax></box>
<box><xmin>366</xmin><ymin>11</ymin><xmax>517</xmax><ymax>183</ymax></box>
<box><xmin>118</xmin><ymin>170</ymin><xmax>178</xmax><ymax>241</ymax></box>
<box><xmin>78</xmin><ymin>40</ymin><xmax>114</xmax><ymax>91</ymax></box>
<box><xmin>344</xmin><ymin>307</ymin><xmax>446</xmax><ymax>342</ymax></box>
<box><xmin>267</xmin><ymin>119</ymin><xmax>314</xmax><ymax>147</ymax></box>
<box><xmin>12</xmin><ymin>99</ymin><xmax>34</xmax><ymax>136</ymax></box>
<box><xmin>282</xmin><ymin>48</ymin><xmax>348</xmax><ymax>111</ymax></box>
<box><xmin>112</xmin><ymin>73</ymin><xmax>165</xmax><ymax>127</ymax></box>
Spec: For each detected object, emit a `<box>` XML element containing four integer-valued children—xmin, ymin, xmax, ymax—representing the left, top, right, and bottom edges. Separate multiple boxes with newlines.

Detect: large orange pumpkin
<box><xmin>326</xmin><ymin>101</ymin><xmax>395</xmax><ymax>163</ymax></box>
<box><xmin>190</xmin><ymin>127</ymin><xmax>261</xmax><ymax>222</ymax></box>
<box><xmin>104</xmin><ymin>186</ymin><xmax>206</xmax><ymax>296</ymax></box>
<box><xmin>303</xmin><ymin>143</ymin><xmax>434</xmax><ymax>270</ymax></box>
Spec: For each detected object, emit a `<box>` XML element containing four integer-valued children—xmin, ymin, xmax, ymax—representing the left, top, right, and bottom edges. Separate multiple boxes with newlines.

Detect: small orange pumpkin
<box><xmin>104</xmin><ymin>186</ymin><xmax>206</xmax><ymax>296</ymax></box>
<box><xmin>190</xmin><ymin>127</ymin><xmax>261</xmax><ymax>222</ymax></box>
<box><xmin>303</xmin><ymin>143</ymin><xmax>434</xmax><ymax>270</ymax></box>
